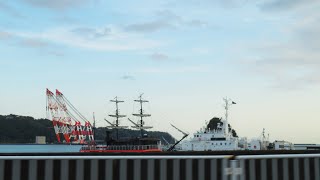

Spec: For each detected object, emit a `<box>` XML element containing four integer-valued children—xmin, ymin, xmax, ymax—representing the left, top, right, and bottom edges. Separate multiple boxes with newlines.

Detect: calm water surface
<box><xmin>0</xmin><ymin>144</ymin><xmax>82</xmax><ymax>153</ymax></box>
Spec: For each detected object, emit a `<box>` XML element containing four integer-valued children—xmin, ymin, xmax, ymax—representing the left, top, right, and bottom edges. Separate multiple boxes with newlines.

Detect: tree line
<box><xmin>0</xmin><ymin>114</ymin><xmax>176</xmax><ymax>144</ymax></box>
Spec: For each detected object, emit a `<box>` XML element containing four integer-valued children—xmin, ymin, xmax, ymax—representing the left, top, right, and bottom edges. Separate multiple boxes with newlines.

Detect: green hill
<box><xmin>0</xmin><ymin>114</ymin><xmax>175</xmax><ymax>144</ymax></box>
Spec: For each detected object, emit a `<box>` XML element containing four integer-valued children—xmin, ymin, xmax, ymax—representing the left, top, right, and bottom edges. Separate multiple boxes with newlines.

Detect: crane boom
<box><xmin>167</xmin><ymin>124</ymin><xmax>189</xmax><ymax>151</ymax></box>
<box><xmin>170</xmin><ymin>124</ymin><xmax>188</xmax><ymax>136</ymax></box>
<box><xmin>46</xmin><ymin>88</ymin><xmax>94</xmax><ymax>144</ymax></box>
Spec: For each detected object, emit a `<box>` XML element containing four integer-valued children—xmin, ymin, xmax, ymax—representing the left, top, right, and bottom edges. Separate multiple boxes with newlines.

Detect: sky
<box><xmin>1</xmin><ymin>0</ymin><xmax>320</xmax><ymax>144</ymax></box>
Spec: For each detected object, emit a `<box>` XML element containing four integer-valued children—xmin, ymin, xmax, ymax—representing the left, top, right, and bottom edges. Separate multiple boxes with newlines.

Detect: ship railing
<box><xmin>80</xmin><ymin>144</ymin><xmax>161</xmax><ymax>151</ymax></box>
<box><xmin>103</xmin><ymin>145</ymin><xmax>160</xmax><ymax>151</ymax></box>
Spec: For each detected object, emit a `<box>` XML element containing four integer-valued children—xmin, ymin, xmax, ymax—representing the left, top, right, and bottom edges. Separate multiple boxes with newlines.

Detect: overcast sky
<box><xmin>1</xmin><ymin>0</ymin><xmax>320</xmax><ymax>143</ymax></box>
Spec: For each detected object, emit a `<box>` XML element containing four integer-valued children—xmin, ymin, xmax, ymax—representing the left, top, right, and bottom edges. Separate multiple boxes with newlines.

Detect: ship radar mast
<box><xmin>223</xmin><ymin>97</ymin><xmax>236</xmax><ymax>135</ymax></box>
<box><xmin>128</xmin><ymin>93</ymin><xmax>152</xmax><ymax>137</ymax></box>
<box><xmin>104</xmin><ymin>96</ymin><xmax>128</xmax><ymax>140</ymax></box>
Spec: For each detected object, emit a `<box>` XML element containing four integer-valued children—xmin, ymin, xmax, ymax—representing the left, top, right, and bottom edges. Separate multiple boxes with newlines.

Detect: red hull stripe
<box><xmin>80</xmin><ymin>149</ymin><xmax>162</xmax><ymax>153</ymax></box>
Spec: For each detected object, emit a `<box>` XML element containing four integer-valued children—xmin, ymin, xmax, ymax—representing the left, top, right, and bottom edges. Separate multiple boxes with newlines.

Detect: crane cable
<box><xmin>54</xmin><ymin>95</ymin><xmax>83</xmax><ymax>123</ymax></box>
<box><xmin>62</xmin><ymin>95</ymin><xmax>88</xmax><ymax>122</ymax></box>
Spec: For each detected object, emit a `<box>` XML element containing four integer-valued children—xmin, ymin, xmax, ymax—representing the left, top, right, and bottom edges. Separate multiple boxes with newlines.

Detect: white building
<box><xmin>35</xmin><ymin>136</ymin><xmax>46</xmax><ymax>144</ymax></box>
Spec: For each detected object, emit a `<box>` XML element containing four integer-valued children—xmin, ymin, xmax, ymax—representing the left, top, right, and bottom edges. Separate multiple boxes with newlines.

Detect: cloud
<box><xmin>150</xmin><ymin>53</ymin><xmax>169</xmax><ymax>61</ymax></box>
<box><xmin>20</xmin><ymin>38</ymin><xmax>48</xmax><ymax>48</ymax></box>
<box><xmin>22</xmin><ymin>0</ymin><xmax>89</xmax><ymax>10</ymax></box>
<box><xmin>166</xmin><ymin>0</ymin><xmax>250</xmax><ymax>10</ymax></box>
<box><xmin>139</xmin><ymin>65</ymin><xmax>211</xmax><ymax>74</ymax></box>
<box><xmin>237</xmin><ymin>14</ymin><xmax>320</xmax><ymax>89</ymax></box>
<box><xmin>125</xmin><ymin>21</ymin><xmax>174</xmax><ymax>33</ymax></box>
<box><xmin>191</xmin><ymin>47</ymin><xmax>212</xmax><ymax>55</ymax></box>
<box><xmin>155</xmin><ymin>10</ymin><xmax>182</xmax><ymax>21</ymax></box>
<box><xmin>0</xmin><ymin>31</ymin><xmax>12</xmax><ymax>40</ymax></box>
<box><xmin>125</xmin><ymin>10</ymin><xmax>207</xmax><ymax>33</ymax></box>
<box><xmin>0</xmin><ymin>30</ymin><xmax>65</xmax><ymax>56</ymax></box>
<box><xmin>11</xmin><ymin>26</ymin><xmax>162</xmax><ymax>51</ymax></box>
<box><xmin>239</xmin><ymin>45</ymin><xmax>320</xmax><ymax>89</ymax></box>
<box><xmin>185</xmin><ymin>20</ymin><xmax>208</xmax><ymax>27</ymax></box>
<box><xmin>48</xmin><ymin>51</ymin><xmax>65</xmax><ymax>57</ymax></box>
<box><xmin>259</xmin><ymin>0</ymin><xmax>318</xmax><ymax>11</ymax></box>
<box><xmin>121</xmin><ymin>75</ymin><xmax>135</xmax><ymax>80</ymax></box>
<box><xmin>0</xmin><ymin>2</ymin><xmax>24</xmax><ymax>18</ymax></box>
<box><xmin>217</xmin><ymin>0</ymin><xmax>252</xmax><ymax>8</ymax></box>
<box><xmin>54</xmin><ymin>16</ymin><xmax>78</xmax><ymax>24</ymax></box>
<box><xmin>271</xmin><ymin>73</ymin><xmax>320</xmax><ymax>90</ymax></box>
<box><xmin>72</xmin><ymin>27</ymin><xmax>111</xmax><ymax>38</ymax></box>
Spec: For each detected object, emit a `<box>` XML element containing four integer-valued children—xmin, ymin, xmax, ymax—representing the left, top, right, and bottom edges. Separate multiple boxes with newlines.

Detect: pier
<box><xmin>1</xmin><ymin>151</ymin><xmax>320</xmax><ymax>180</ymax></box>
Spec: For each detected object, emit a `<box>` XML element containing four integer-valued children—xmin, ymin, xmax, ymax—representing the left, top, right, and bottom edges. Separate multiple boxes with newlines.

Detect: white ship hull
<box><xmin>182</xmin><ymin>139</ymin><xmax>239</xmax><ymax>151</ymax></box>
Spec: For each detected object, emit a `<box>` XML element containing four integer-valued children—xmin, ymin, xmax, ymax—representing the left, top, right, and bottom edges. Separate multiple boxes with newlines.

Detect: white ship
<box><xmin>180</xmin><ymin>98</ymin><xmax>294</xmax><ymax>151</ymax></box>
<box><xmin>181</xmin><ymin>98</ymin><xmax>240</xmax><ymax>151</ymax></box>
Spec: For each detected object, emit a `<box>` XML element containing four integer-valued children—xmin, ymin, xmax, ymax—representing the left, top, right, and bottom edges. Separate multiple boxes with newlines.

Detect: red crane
<box><xmin>46</xmin><ymin>88</ymin><xmax>94</xmax><ymax>144</ymax></box>
<box><xmin>46</xmin><ymin>89</ymin><xmax>62</xmax><ymax>142</ymax></box>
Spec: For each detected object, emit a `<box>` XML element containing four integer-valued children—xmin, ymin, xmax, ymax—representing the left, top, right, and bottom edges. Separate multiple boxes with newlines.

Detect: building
<box><xmin>35</xmin><ymin>136</ymin><xmax>46</xmax><ymax>144</ymax></box>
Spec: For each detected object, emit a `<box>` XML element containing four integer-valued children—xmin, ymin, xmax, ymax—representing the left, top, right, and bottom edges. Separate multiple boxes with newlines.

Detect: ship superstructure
<box><xmin>181</xmin><ymin>98</ymin><xmax>240</xmax><ymax>151</ymax></box>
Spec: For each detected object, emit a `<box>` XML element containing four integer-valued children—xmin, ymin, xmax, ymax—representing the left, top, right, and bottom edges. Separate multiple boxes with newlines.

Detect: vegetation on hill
<box><xmin>0</xmin><ymin>114</ymin><xmax>175</xmax><ymax>144</ymax></box>
<box><xmin>206</xmin><ymin>117</ymin><xmax>238</xmax><ymax>137</ymax></box>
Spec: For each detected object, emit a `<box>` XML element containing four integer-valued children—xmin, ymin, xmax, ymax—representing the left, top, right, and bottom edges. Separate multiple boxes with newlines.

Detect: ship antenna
<box><xmin>261</xmin><ymin>128</ymin><xmax>266</xmax><ymax>150</ymax></box>
<box><xmin>223</xmin><ymin>97</ymin><xmax>236</xmax><ymax>135</ymax></box>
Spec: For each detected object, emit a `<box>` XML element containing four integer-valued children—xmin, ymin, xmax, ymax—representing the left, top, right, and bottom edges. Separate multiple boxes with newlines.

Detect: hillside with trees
<box><xmin>0</xmin><ymin>114</ymin><xmax>175</xmax><ymax>144</ymax></box>
<box><xmin>206</xmin><ymin>117</ymin><xmax>238</xmax><ymax>137</ymax></box>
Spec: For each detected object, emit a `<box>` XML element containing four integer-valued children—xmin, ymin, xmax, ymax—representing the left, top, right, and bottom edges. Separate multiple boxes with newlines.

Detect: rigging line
<box><xmin>65</xmin><ymin>109</ymin><xmax>82</xmax><ymax>123</ymax></box>
<box><xmin>54</xmin><ymin>95</ymin><xmax>83</xmax><ymax>123</ymax></box>
<box><xmin>131</xmin><ymin>98</ymin><xmax>136</xmax><ymax>120</ymax></box>
<box><xmin>57</xmin><ymin>106</ymin><xmax>81</xmax><ymax>124</ymax></box>
<box><xmin>61</xmin><ymin>97</ymin><xmax>86</xmax><ymax>121</ymax></box>
<box><xmin>57</xmin><ymin>95</ymin><xmax>84</xmax><ymax>119</ymax></box>
<box><xmin>61</xmin><ymin>97</ymin><xmax>87</xmax><ymax>123</ymax></box>
<box><xmin>62</xmin><ymin>96</ymin><xmax>88</xmax><ymax>122</ymax></box>
<box><xmin>105</xmin><ymin>104</ymin><xmax>118</xmax><ymax>125</ymax></box>
<box><xmin>65</xmin><ymin>105</ymin><xmax>86</xmax><ymax>123</ymax></box>
<box><xmin>146</xmin><ymin>101</ymin><xmax>153</xmax><ymax>123</ymax></box>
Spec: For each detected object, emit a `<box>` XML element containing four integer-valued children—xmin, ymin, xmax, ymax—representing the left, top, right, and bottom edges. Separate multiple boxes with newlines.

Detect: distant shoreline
<box><xmin>0</xmin><ymin>143</ymin><xmax>83</xmax><ymax>145</ymax></box>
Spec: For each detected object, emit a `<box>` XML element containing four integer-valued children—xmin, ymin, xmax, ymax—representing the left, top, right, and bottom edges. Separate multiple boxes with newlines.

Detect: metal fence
<box><xmin>0</xmin><ymin>155</ymin><xmax>232</xmax><ymax>180</ymax></box>
<box><xmin>236</xmin><ymin>154</ymin><xmax>320</xmax><ymax>180</ymax></box>
<box><xmin>0</xmin><ymin>154</ymin><xmax>319</xmax><ymax>180</ymax></box>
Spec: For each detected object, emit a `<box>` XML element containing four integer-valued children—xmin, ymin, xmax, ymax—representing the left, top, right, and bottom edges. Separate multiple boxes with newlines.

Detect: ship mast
<box><xmin>105</xmin><ymin>96</ymin><xmax>127</xmax><ymax>140</ymax></box>
<box><xmin>223</xmin><ymin>97</ymin><xmax>235</xmax><ymax>135</ymax></box>
<box><xmin>129</xmin><ymin>94</ymin><xmax>152</xmax><ymax>137</ymax></box>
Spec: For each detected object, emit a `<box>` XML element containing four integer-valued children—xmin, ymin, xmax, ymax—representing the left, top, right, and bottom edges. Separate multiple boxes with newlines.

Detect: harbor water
<box><xmin>0</xmin><ymin>144</ymin><xmax>82</xmax><ymax>153</ymax></box>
